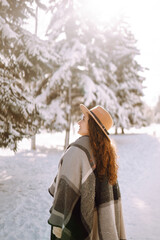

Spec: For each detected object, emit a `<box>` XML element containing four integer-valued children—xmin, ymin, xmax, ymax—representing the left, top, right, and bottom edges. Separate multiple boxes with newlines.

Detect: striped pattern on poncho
<box><xmin>48</xmin><ymin>135</ymin><xmax>126</xmax><ymax>240</ymax></box>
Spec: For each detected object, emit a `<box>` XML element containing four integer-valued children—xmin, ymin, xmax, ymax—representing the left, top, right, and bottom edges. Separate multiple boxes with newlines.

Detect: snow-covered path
<box><xmin>113</xmin><ymin>134</ymin><xmax>160</xmax><ymax>240</ymax></box>
<box><xmin>0</xmin><ymin>147</ymin><xmax>61</xmax><ymax>240</ymax></box>
<box><xmin>0</xmin><ymin>132</ymin><xmax>160</xmax><ymax>240</ymax></box>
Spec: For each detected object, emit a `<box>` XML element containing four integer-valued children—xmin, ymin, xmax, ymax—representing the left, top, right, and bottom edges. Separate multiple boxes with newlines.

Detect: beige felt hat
<box><xmin>80</xmin><ymin>104</ymin><xmax>113</xmax><ymax>140</ymax></box>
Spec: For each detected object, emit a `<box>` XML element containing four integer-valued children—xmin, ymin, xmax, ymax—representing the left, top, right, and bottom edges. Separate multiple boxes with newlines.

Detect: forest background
<box><xmin>0</xmin><ymin>0</ymin><xmax>160</xmax><ymax>150</ymax></box>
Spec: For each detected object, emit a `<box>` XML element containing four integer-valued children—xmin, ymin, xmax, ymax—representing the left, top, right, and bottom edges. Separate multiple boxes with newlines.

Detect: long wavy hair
<box><xmin>88</xmin><ymin>115</ymin><xmax>118</xmax><ymax>185</ymax></box>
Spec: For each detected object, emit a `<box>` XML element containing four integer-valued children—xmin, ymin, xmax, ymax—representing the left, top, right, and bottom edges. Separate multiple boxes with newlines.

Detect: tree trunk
<box><xmin>121</xmin><ymin>127</ymin><xmax>124</xmax><ymax>134</ymax></box>
<box><xmin>31</xmin><ymin>135</ymin><xmax>36</xmax><ymax>150</ymax></box>
<box><xmin>64</xmin><ymin>128</ymin><xmax>70</xmax><ymax>149</ymax></box>
<box><xmin>35</xmin><ymin>5</ymin><xmax>38</xmax><ymax>36</ymax></box>
<box><xmin>115</xmin><ymin>126</ymin><xmax>118</xmax><ymax>135</ymax></box>
<box><xmin>64</xmin><ymin>83</ymin><xmax>72</xmax><ymax>149</ymax></box>
<box><xmin>31</xmin><ymin>5</ymin><xmax>38</xmax><ymax>151</ymax></box>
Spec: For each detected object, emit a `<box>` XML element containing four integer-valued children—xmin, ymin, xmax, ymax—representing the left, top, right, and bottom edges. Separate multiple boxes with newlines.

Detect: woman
<box><xmin>48</xmin><ymin>104</ymin><xmax>126</xmax><ymax>240</ymax></box>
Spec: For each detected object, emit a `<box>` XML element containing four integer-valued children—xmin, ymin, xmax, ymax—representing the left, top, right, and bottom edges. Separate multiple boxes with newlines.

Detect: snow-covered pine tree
<box><xmin>104</xmin><ymin>17</ymin><xmax>146</xmax><ymax>133</ymax></box>
<box><xmin>0</xmin><ymin>68</ymin><xmax>39</xmax><ymax>151</ymax></box>
<box><xmin>142</xmin><ymin>103</ymin><xmax>154</xmax><ymax>125</ymax></box>
<box><xmin>0</xmin><ymin>0</ymin><xmax>50</xmax><ymax>150</ymax></box>
<box><xmin>36</xmin><ymin>0</ymin><xmax>118</xmax><ymax>147</ymax></box>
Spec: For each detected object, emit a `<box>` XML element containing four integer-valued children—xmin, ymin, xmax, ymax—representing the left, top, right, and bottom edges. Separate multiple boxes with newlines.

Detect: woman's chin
<box><xmin>78</xmin><ymin>130</ymin><xmax>82</xmax><ymax>135</ymax></box>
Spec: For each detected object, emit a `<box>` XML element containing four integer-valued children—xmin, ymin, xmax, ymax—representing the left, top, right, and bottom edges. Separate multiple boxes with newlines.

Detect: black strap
<box><xmin>90</xmin><ymin>111</ymin><xmax>110</xmax><ymax>135</ymax></box>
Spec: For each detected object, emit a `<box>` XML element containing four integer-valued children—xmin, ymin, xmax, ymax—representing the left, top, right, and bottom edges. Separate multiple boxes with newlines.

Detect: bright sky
<box><xmin>124</xmin><ymin>0</ymin><xmax>160</xmax><ymax>107</ymax></box>
<box><xmin>30</xmin><ymin>0</ymin><xmax>160</xmax><ymax>107</ymax></box>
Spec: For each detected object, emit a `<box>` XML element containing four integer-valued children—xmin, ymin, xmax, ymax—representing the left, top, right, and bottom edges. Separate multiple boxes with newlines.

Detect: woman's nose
<box><xmin>78</xmin><ymin>120</ymin><xmax>81</xmax><ymax>125</ymax></box>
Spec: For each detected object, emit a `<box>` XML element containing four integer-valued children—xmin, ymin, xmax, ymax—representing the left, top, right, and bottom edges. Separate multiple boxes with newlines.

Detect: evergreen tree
<box><xmin>0</xmin><ymin>73</ymin><xmax>39</xmax><ymax>151</ymax></box>
<box><xmin>36</xmin><ymin>0</ymin><xmax>118</xmax><ymax>147</ymax></box>
<box><xmin>103</xmin><ymin>17</ymin><xmax>146</xmax><ymax>132</ymax></box>
<box><xmin>0</xmin><ymin>0</ymin><xmax>50</xmax><ymax>149</ymax></box>
<box><xmin>142</xmin><ymin>103</ymin><xmax>154</xmax><ymax>125</ymax></box>
<box><xmin>35</xmin><ymin>2</ymin><xmax>146</xmax><ymax>144</ymax></box>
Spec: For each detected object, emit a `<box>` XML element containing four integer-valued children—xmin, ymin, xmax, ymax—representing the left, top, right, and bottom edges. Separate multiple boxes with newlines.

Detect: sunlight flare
<box><xmin>81</xmin><ymin>0</ymin><xmax>128</xmax><ymax>23</ymax></box>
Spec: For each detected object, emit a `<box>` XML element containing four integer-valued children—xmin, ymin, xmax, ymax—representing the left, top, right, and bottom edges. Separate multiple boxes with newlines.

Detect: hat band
<box><xmin>90</xmin><ymin>111</ymin><xmax>109</xmax><ymax>135</ymax></box>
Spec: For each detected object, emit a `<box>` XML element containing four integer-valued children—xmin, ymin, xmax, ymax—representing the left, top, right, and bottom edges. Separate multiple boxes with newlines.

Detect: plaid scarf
<box><xmin>48</xmin><ymin>135</ymin><xmax>126</xmax><ymax>240</ymax></box>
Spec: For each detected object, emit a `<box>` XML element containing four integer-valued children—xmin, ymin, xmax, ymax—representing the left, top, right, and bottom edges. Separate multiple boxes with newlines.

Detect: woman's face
<box><xmin>78</xmin><ymin>112</ymin><xmax>89</xmax><ymax>136</ymax></box>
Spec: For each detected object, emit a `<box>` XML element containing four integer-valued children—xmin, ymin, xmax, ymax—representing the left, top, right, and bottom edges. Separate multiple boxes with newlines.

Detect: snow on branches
<box><xmin>0</xmin><ymin>75</ymin><xmax>40</xmax><ymax>151</ymax></box>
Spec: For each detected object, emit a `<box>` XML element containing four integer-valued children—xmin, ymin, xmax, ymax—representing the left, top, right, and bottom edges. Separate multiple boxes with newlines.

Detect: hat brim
<box><xmin>80</xmin><ymin>104</ymin><xmax>110</xmax><ymax>141</ymax></box>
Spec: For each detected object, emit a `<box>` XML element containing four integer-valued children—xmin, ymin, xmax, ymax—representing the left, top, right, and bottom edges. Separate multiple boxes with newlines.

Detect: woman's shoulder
<box><xmin>63</xmin><ymin>136</ymin><xmax>91</xmax><ymax>162</ymax></box>
<box><xmin>71</xmin><ymin>135</ymin><xmax>90</xmax><ymax>150</ymax></box>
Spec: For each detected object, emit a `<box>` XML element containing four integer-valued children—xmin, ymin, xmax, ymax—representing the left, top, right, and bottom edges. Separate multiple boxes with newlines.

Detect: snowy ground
<box><xmin>0</xmin><ymin>124</ymin><xmax>160</xmax><ymax>240</ymax></box>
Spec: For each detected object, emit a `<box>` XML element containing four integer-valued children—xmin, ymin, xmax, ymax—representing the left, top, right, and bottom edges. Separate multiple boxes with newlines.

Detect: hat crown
<box><xmin>90</xmin><ymin>105</ymin><xmax>113</xmax><ymax>130</ymax></box>
<box><xmin>80</xmin><ymin>104</ymin><xmax>113</xmax><ymax>139</ymax></box>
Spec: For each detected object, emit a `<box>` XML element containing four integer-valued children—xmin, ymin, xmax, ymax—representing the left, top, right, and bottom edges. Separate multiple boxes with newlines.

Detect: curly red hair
<box><xmin>88</xmin><ymin>115</ymin><xmax>118</xmax><ymax>185</ymax></box>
